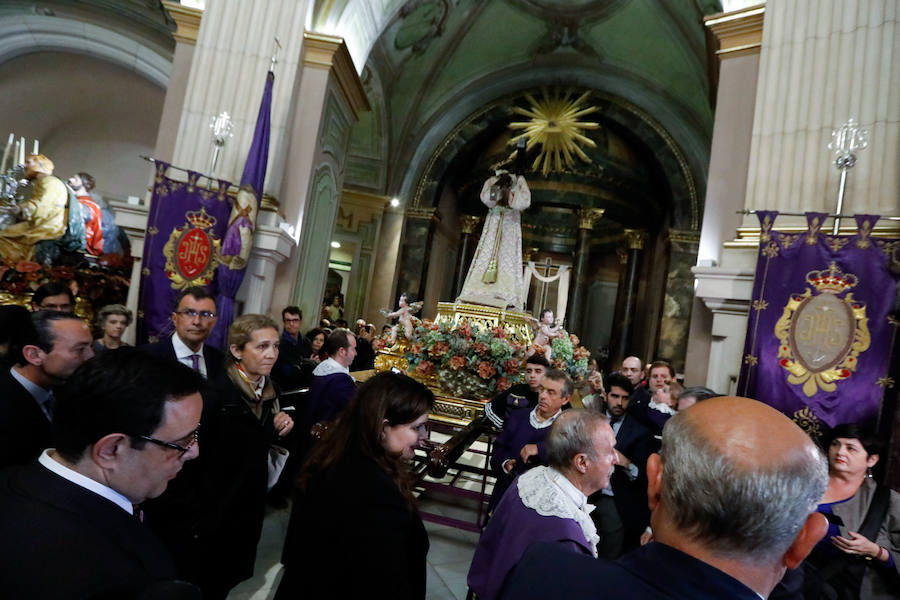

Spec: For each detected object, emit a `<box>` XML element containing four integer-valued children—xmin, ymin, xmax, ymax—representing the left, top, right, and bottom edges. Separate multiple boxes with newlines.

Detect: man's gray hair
<box><xmin>546</xmin><ymin>409</ymin><xmax>608</xmax><ymax>470</ymax></box>
<box><xmin>660</xmin><ymin>412</ymin><xmax>827</xmax><ymax>564</ymax></box>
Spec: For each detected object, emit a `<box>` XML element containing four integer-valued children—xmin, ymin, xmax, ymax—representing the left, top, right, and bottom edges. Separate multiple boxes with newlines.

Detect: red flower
<box><xmin>552</xmin><ymin>358</ymin><xmax>566</xmax><ymax>370</ymax></box>
<box><xmin>415</xmin><ymin>361</ymin><xmax>435</xmax><ymax>376</ymax></box>
<box><xmin>411</xmin><ymin>343</ymin><xmax>424</xmax><ymax>355</ymax></box>
<box><xmin>491</xmin><ymin>326</ymin><xmax>507</xmax><ymax>338</ymax></box>
<box><xmin>457</xmin><ymin>319</ymin><xmax>473</xmax><ymax>339</ymax></box>
<box><xmin>473</xmin><ymin>342</ymin><xmax>488</xmax><ymax>356</ymax></box>
<box><xmin>505</xmin><ymin>358</ymin><xmax>520</xmax><ymax>373</ymax></box>
<box><xmin>448</xmin><ymin>355</ymin><xmax>467</xmax><ymax>371</ymax></box>
<box><xmin>430</xmin><ymin>341</ymin><xmax>450</xmax><ymax>356</ymax></box>
<box><xmin>477</xmin><ymin>361</ymin><xmax>497</xmax><ymax>379</ymax></box>
<box><xmin>496</xmin><ymin>377</ymin><xmax>511</xmax><ymax>392</ymax></box>
<box><xmin>14</xmin><ymin>261</ymin><xmax>41</xmax><ymax>273</ymax></box>
<box><xmin>573</xmin><ymin>347</ymin><xmax>590</xmax><ymax>360</ymax></box>
<box><xmin>569</xmin><ymin>333</ymin><xmax>580</xmax><ymax>346</ymax></box>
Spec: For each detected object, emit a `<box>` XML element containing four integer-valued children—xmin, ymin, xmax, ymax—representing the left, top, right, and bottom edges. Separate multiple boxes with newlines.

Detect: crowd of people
<box><xmin>0</xmin><ymin>281</ymin><xmax>897</xmax><ymax>599</ymax></box>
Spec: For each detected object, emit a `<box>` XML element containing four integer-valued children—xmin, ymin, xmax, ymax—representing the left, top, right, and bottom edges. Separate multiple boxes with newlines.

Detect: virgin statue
<box><xmin>456</xmin><ymin>170</ymin><xmax>530</xmax><ymax>310</ymax></box>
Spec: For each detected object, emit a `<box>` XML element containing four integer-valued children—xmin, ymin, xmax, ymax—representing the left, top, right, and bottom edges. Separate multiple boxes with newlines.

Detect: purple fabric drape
<box><xmin>737</xmin><ymin>211</ymin><xmax>900</xmax><ymax>437</ymax></box>
<box><xmin>208</xmin><ymin>70</ymin><xmax>274</xmax><ymax>350</ymax></box>
<box><xmin>137</xmin><ymin>162</ymin><xmax>233</xmax><ymax>345</ymax></box>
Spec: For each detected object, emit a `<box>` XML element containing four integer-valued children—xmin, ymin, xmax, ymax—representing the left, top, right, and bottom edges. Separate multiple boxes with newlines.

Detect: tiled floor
<box><xmin>228</xmin><ymin>436</ymin><xmax>493</xmax><ymax>600</ymax></box>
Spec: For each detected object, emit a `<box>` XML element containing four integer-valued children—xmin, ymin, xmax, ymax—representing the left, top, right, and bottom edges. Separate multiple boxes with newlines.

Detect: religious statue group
<box><xmin>0</xmin><ymin>153</ymin><xmax>126</xmax><ymax>266</ymax></box>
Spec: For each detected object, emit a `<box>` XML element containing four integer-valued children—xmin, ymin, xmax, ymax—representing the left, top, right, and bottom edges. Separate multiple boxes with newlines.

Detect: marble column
<box><xmin>110</xmin><ymin>200</ymin><xmax>149</xmax><ymax>345</ymax></box>
<box><xmin>656</xmin><ymin>230</ymin><xmax>700</xmax><ymax>374</ymax></box>
<box><xmin>453</xmin><ymin>214</ymin><xmax>481</xmax><ymax>298</ymax></box>
<box><xmin>394</xmin><ymin>207</ymin><xmax>439</xmax><ymax>304</ymax></box>
<box><xmin>744</xmin><ymin>0</ymin><xmax>898</xmax><ymax>225</ymax></box>
<box><xmin>368</xmin><ymin>206</ymin><xmax>405</xmax><ymax>327</ymax></box>
<box><xmin>609</xmin><ymin>229</ymin><xmax>647</xmax><ymax>367</ymax></box>
<box><xmin>154</xmin><ymin>2</ymin><xmax>202</xmax><ymax>162</ymax></box>
<box><xmin>235</xmin><ymin>201</ymin><xmax>295</xmax><ymax>316</ymax></box>
<box><xmin>566</xmin><ymin>208</ymin><xmax>604</xmax><ymax>336</ymax></box>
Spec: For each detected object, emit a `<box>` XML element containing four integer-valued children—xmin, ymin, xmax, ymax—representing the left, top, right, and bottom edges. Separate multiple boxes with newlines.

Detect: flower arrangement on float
<box><xmin>402</xmin><ymin>318</ymin><xmax>527</xmax><ymax>400</ymax></box>
<box><xmin>547</xmin><ymin>333</ymin><xmax>591</xmax><ymax>380</ymax></box>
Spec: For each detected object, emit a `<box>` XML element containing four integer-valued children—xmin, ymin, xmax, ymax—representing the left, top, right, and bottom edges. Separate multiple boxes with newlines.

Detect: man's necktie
<box><xmin>190</xmin><ymin>354</ymin><xmax>201</xmax><ymax>372</ymax></box>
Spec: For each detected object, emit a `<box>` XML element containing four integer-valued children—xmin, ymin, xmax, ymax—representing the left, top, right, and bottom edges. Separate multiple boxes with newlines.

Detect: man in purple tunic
<box><xmin>487</xmin><ymin>368</ymin><xmax>571</xmax><ymax>512</ymax></box>
<box><xmin>468</xmin><ymin>409</ymin><xmax>618</xmax><ymax>600</ymax></box>
<box><xmin>301</xmin><ymin>328</ymin><xmax>357</xmax><ymax>437</ymax></box>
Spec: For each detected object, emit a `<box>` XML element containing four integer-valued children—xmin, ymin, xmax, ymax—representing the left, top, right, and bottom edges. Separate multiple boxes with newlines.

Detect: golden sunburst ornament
<box><xmin>508</xmin><ymin>88</ymin><xmax>600</xmax><ymax>176</ymax></box>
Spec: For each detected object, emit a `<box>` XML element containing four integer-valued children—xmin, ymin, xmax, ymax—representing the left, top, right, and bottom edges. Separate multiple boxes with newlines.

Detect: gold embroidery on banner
<box><xmin>760</xmin><ymin>214</ymin><xmax>773</xmax><ymax>242</ymax></box>
<box><xmin>856</xmin><ymin>219</ymin><xmax>873</xmax><ymax>248</ymax></box>
<box><xmin>793</xmin><ymin>407</ymin><xmax>822</xmax><ymax>439</ymax></box>
<box><xmin>825</xmin><ymin>237</ymin><xmax>849</xmax><ymax>252</ymax></box>
<box><xmin>774</xmin><ymin>263</ymin><xmax>870</xmax><ymax>397</ymax></box>
<box><xmin>876</xmin><ymin>377</ymin><xmax>895</xmax><ymax>389</ymax></box>
<box><xmin>752</xmin><ymin>299</ymin><xmax>768</xmax><ymax>312</ymax></box>
<box><xmin>762</xmin><ymin>241</ymin><xmax>779</xmax><ymax>258</ymax></box>
<box><xmin>780</xmin><ymin>233</ymin><xmax>802</xmax><ymax>249</ymax></box>
<box><xmin>743</xmin><ymin>354</ymin><xmax>758</xmax><ymax>366</ymax></box>
<box><xmin>806</xmin><ymin>217</ymin><xmax>823</xmax><ymax>245</ymax></box>
<box><xmin>161</xmin><ymin>208</ymin><xmax>221</xmax><ymax>290</ymax></box>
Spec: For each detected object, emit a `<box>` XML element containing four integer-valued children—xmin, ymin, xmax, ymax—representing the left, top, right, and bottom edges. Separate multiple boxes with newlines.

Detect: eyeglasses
<box><xmin>136</xmin><ymin>426</ymin><xmax>200</xmax><ymax>454</ymax></box>
<box><xmin>39</xmin><ymin>303</ymin><xmax>73</xmax><ymax>311</ymax></box>
<box><xmin>174</xmin><ymin>309</ymin><xmax>217</xmax><ymax>320</ymax></box>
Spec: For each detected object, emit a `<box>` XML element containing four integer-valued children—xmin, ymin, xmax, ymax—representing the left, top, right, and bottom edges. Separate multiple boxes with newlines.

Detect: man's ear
<box><xmin>572</xmin><ymin>452</ymin><xmax>589</xmax><ymax>474</ymax></box>
<box><xmin>783</xmin><ymin>512</ymin><xmax>828</xmax><ymax>569</ymax></box>
<box><xmin>646</xmin><ymin>453</ymin><xmax>663</xmax><ymax>511</ymax></box>
<box><xmin>21</xmin><ymin>344</ymin><xmax>45</xmax><ymax>367</ymax></box>
<box><xmin>91</xmin><ymin>433</ymin><xmax>129</xmax><ymax>470</ymax></box>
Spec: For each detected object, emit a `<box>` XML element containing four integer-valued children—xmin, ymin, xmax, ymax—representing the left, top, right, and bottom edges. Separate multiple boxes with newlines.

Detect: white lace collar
<box><xmin>529</xmin><ymin>407</ymin><xmax>561</xmax><ymax>429</ymax></box>
<box><xmin>313</xmin><ymin>357</ymin><xmax>351</xmax><ymax>377</ymax></box>
<box><xmin>648</xmin><ymin>399</ymin><xmax>676</xmax><ymax>415</ymax></box>
<box><xmin>517</xmin><ymin>466</ymin><xmax>599</xmax><ymax>557</ymax></box>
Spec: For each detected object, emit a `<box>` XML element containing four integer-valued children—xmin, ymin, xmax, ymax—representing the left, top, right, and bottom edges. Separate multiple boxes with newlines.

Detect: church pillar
<box><xmin>110</xmin><ymin>200</ymin><xmax>149</xmax><ymax>345</ymax></box>
<box><xmin>656</xmin><ymin>230</ymin><xmax>700</xmax><ymax>373</ymax></box>
<box><xmin>154</xmin><ymin>2</ymin><xmax>202</xmax><ymax>162</ymax></box>
<box><xmin>566</xmin><ymin>208</ymin><xmax>604</xmax><ymax>335</ymax></box>
<box><xmin>394</xmin><ymin>207</ymin><xmax>439</xmax><ymax>305</ymax></box>
<box><xmin>235</xmin><ymin>198</ymin><xmax>295</xmax><ymax>315</ymax></box>
<box><xmin>368</xmin><ymin>206</ymin><xmax>405</xmax><ymax>328</ymax></box>
<box><xmin>609</xmin><ymin>229</ymin><xmax>647</xmax><ymax>367</ymax></box>
<box><xmin>453</xmin><ymin>214</ymin><xmax>481</xmax><ymax>298</ymax></box>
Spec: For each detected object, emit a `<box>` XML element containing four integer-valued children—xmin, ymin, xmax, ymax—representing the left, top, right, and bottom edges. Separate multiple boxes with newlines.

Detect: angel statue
<box><xmin>380</xmin><ymin>292</ymin><xmax>423</xmax><ymax>346</ymax></box>
<box><xmin>456</xmin><ymin>170</ymin><xmax>530</xmax><ymax>309</ymax></box>
<box><xmin>529</xmin><ymin>308</ymin><xmax>567</xmax><ymax>360</ymax></box>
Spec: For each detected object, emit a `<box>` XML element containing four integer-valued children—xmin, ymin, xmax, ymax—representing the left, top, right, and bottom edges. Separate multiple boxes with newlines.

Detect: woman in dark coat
<box><xmin>275</xmin><ymin>371</ymin><xmax>434</xmax><ymax>600</ymax></box>
<box><xmin>146</xmin><ymin>313</ymin><xmax>294</xmax><ymax>600</ymax></box>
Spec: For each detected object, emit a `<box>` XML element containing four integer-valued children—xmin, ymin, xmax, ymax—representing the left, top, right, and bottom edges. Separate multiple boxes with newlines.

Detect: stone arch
<box><xmin>0</xmin><ymin>14</ymin><xmax>172</xmax><ymax>87</ymax></box>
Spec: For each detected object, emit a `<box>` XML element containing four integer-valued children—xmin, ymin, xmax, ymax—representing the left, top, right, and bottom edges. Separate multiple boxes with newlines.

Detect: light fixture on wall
<box><xmin>331</xmin><ymin>241</ymin><xmax>341</xmax><ymax>248</ymax></box>
<box><xmin>390</xmin><ymin>197</ymin><xmax>400</xmax><ymax>207</ymax></box>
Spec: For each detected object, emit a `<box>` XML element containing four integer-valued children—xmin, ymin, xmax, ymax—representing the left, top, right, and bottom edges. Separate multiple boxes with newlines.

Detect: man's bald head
<box><xmin>621</xmin><ymin>356</ymin><xmax>643</xmax><ymax>386</ymax></box>
<box><xmin>655</xmin><ymin>397</ymin><xmax>827</xmax><ymax>565</ymax></box>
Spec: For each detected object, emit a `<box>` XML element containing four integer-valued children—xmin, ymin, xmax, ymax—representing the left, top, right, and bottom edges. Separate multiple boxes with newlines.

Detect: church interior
<box><xmin>0</xmin><ymin>0</ymin><xmax>897</xmax><ymax>598</ymax></box>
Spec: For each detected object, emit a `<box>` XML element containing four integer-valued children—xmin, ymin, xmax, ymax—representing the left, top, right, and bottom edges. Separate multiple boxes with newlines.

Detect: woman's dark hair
<box><xmin>298</xmin><ymin>372</ymin><xmax>434</xmax><ymax>506</ymax></box>
<box><xmin>825</xmin><ymin>423</ymin><xmax>884</xmax><ymax>457</ymax></box>
<box><xmin>306</xmin><ymin>327</ymin><xmax>326</xmax><ymax>353</ymax></box>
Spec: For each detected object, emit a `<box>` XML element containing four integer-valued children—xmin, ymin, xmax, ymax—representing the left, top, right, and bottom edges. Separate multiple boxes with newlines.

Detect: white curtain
<box><xmin>522</xmin><ymin>261</ymin><xmax>570</xmax><ymax>325</ymax></box>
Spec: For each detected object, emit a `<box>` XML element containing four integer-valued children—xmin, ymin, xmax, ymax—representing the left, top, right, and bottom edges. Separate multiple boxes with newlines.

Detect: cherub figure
<box><xmin>529</xmin><ymin>308</ymin><xmax>566</xmax><ymax>359</ymax></box>
<box><xmin>380</xmin><ymin>292</ymin><xmax>423</xmax><ymax>346</ymax></box>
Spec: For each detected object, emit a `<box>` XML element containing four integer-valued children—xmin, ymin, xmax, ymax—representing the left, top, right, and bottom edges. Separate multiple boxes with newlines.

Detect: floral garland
<box><xmin>402</xmin><ymin>318</ymin><xmax>527</xmax><ymax>400</ymax></box>
<box><xmin>548</xmin><ymin>333</ymin><xmax>591</xmax><ymax>379</ymax></box>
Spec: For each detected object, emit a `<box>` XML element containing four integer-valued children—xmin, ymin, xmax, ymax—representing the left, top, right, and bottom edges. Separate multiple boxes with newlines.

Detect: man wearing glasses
<box><xmin>0</xmin><ymin>349</ymin><xmax>204</xmax><ymax>598</ymax></box>
<box><xmin>143</xmin><ymin>285</ymin><xmax>224</xmax><ymax>380</ymax></box>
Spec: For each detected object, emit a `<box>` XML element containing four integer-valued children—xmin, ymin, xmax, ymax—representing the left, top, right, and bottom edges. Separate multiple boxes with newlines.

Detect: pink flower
<box><xmin>415</xmin><ymin>361</ymin><xmax>435</xmax><ymax>376</ymax></box>
<box><xmin>496</xmin><ymin>377</ymin><xmax>511</xmax><ymax>392</ymax></box>
<box><xmin>430</xmin><ymin>341</ymin><xmax>450</xmax><ymax>356</ymax></box>
<box><xmin>448</xmin><ymin>355</ymin><xmax>467</xmax><ymax>371</ymax></box>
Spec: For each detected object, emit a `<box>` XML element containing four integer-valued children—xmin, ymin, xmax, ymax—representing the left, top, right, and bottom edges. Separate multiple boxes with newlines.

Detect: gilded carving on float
<box><xmin>508</xmin><ymin>88</ymin><xmax>600</xmax><ymax>176</ymax></box>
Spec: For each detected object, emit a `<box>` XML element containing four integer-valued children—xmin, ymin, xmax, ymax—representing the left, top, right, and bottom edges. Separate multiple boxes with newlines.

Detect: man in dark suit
<box><xmin>502</xmin><ymin>396</ymin><xmax>829</xmax><ymax>600</ymax></box>
<box><xmin>0</xmin><ymin>348</ymin><xmax>205</xmax><ymax>599</ymax></box>
<box><xmin>142</xmin><ymin>286</ymin><xmax>225</xmax><ymax>381</ymax></box>
<box><xmin>272</xmin><ymin>305</ymin><xmax>313</xmax><ymax>389</ymax></box>
<box><xmin>589</xmin><ymin>372</ymin><xmax>655</xmax><ymax>558</ymax></box>
<box><xmin>0</xmin><ymin>311</ymin><xmax>94</xmax><ymax>468</ymax></box>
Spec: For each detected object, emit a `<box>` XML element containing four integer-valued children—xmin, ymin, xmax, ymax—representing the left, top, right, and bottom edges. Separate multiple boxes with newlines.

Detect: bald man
<box><xmin>501</xmin><ymin>397</ymin><xmax>829</xmax><ymax>600</ymax></box>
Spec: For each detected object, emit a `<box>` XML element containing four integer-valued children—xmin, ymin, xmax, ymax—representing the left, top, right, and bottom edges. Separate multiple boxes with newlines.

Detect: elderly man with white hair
<box><xmin>468</xmin><ymin>409</ymin><xmax>618</xmax><ymax>600</ymax></box>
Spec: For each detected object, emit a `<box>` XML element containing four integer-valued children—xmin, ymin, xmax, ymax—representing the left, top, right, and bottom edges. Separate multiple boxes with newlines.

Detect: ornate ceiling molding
<box><xmin>303</xmin><ymin>32</ymin><xmax>371</xmax><ymax>119</ymax></box>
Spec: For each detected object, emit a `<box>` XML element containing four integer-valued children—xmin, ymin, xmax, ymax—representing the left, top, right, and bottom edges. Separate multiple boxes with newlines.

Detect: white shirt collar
<box><xmin>38</xmin><ymin>449</ymin><xmax>133</xmax><ymax>515</ymax></box>
<box><xmin>547</xmin><ymin>466</ymin><xmax>589</xmax><ymax>510</ymax></box>
<box><xmin>313</xmin><ymin>357</ymin><xmax>351</xmax><ymax>377</ymax></box>
<box><xmin>171</xmin><ymin>332</ymin><xmax>203</xmax><ymax>359</ymax></box>
<box><xmin>529</xmin><ymin>407</ymin><xmax>561</xmax><ymax>429</ymax></box>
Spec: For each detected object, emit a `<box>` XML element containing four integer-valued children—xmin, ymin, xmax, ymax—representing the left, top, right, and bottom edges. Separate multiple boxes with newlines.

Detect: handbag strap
<box><xmin>858</xmin><ymin>483</ymin><xmax>889</xmax><ymax>541</ymax></box>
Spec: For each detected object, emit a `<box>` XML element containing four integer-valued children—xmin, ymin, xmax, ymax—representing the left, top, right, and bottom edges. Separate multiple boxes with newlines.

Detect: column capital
<box><xmin>303</xmin><ymin>32</ymin><xmax>370</xmax><ymax>119</ymax></box>
<box><xmin>406</xmin><ymin>206</ymin><xmax>439</xmax><ymax>221</ymax></box>
<box><xmin>704</xmin><ymin>3</ymin><xmax>764</xmax><ymax>59</ymax></box>
<box><xmin>577</xmin><ymin>207</ymin><xmax>606</xmax><ymax>229</ymax></box>
<box><xmin>623</xmin><ymin>229</ymin><xmax>648</xmax><ymax>250</ymax></box>
<box><xmin>460</xmin><ymin>214</ymin><xmax>482</xmax><ymax>234</ymax></box>
<box><xmin>163</xmin><ymin>1</ymin><xmax>202</xmax><ymax>45</ymax></box>
<box><xmin>337</xmin><ymin>189</ymin><xmax>390</xmax><ymax>232</ymax></box>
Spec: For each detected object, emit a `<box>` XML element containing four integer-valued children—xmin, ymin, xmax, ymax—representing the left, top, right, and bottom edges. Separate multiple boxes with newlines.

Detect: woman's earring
<box><xmin>867</xmin><ymin>467</ymin><xmax>873</xmax><ymax>478</ymax></box>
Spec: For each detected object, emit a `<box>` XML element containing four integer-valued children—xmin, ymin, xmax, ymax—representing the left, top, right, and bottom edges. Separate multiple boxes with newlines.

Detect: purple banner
<box><xmin>737</xmin><ymin>212</ymin><xmax>900</xmax><ymax>438</ymax></box>
<box><xmin>137</xmin><ymin>161</ymin><xmax>233</xmax><ymax>346</ymax></box>
<box><xmin>208</xmin><ymin>70</ymin><xmax>274</xmax><ymax>349</ymax></box>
